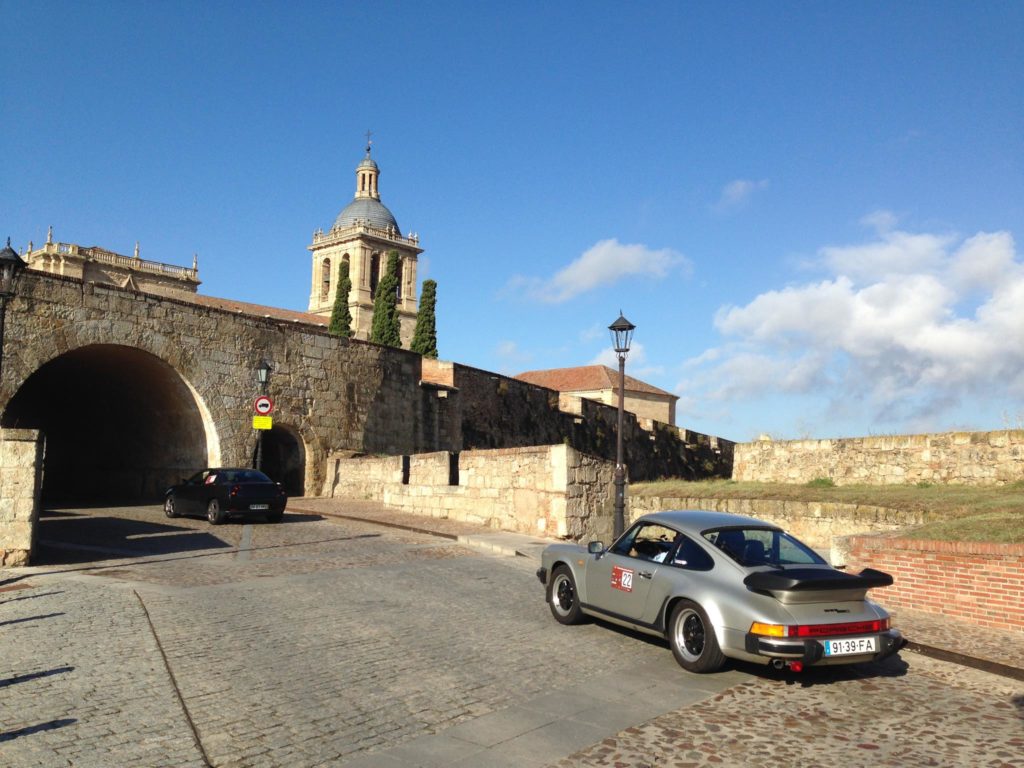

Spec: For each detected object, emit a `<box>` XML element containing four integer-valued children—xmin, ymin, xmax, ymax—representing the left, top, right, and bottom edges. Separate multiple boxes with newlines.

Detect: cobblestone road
<box><xmin>2</xmin><ymin>504</ymin><xmax>1022</xmax><ymax>767</ymax></box>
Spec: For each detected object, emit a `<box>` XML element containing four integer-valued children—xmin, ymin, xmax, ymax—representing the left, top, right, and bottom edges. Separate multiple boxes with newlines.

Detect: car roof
<box><xmin>636</xmin><ymin>509</ymin><xmax>782</xmax><ymax>536</ymax></box>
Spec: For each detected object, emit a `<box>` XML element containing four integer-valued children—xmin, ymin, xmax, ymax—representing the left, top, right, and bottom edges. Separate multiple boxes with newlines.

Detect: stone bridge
<box><xmin>1</xmin><ymin>272</ymin><xmax>442</xmax><ymax>502</ymax></box>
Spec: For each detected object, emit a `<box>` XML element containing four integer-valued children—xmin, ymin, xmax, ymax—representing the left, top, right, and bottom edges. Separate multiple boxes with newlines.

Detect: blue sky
<box><xmin>3</xmin><ymin>1</ymin><xmax>1022</xmax><ymax>442</ymax></box>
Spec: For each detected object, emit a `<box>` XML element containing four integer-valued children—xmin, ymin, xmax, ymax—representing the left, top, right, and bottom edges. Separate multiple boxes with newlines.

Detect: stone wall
<box><xmin>841</xmin><ymin>534</ymin><xmax>1024</xmax><ymax>635</ymax></box>
<box><xmin>628</xmin><ymin>495</ymin><xmax>929</xmax><ymax>562</ymax></box>
<box><xmin>0</xmin><ymin>429</ymin><xmax>43</xmax><ymax>566</ymax></box>
<box><xmin>325</xmin><ymin>445</ymin><xmax>618</xmax><ymax>541</ymax></box>
<box><xmin>452</xmin><ymin>362</ymin><xmax>733</xmax><ymax>482</ymax></box>
<box><xmin>733</xmin><ymin>430</ymin><xmax>1024</xmax><ymax>486</ymax></box>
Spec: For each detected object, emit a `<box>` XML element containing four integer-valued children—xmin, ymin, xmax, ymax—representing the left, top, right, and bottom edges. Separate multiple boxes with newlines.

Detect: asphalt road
<box><xmin>1</xmin><ymin>505</ymin><xmax>1021</xmax><ymax>768</ymax></box>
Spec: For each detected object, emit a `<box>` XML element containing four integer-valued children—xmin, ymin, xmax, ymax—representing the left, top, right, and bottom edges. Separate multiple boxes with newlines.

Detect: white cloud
<box><xmin>715</xmin><ymin>178</ymin><xmax>768</xmax><ymax>211</ymax></box>
<box><xmin>820</xmin><ymin>230</ymin><xmax>954</xmax><ymax>280</ymax></box>
<box><xmin>859</xmin><ymin>209</ymin><xmax>900</xmax><ymax>234</ymax></box>
<box><xmin>681</xmin><ymin>222</ymin><xmax>1024</xmax><ymax>432</ymax></box>
<box><xmin>508</xmin><ymin>239</ymin><xmax>689</xmax><ymax>304</ymax></box>
<box><xmin>590</xmin><ymin>340</ymin><xmax>649</xmax><ymax>370</ymax></box>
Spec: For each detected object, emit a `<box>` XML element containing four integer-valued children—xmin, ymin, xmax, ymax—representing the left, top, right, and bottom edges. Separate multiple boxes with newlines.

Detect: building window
<box><xmin>370</xmin><ymin>252</ymin><xmax>381</xmax><ymax>298</ymax></box>
<box><xmin>320</xmin><ymin>258</ymin><xmax>331</xmax><ymax>302</ymax></box>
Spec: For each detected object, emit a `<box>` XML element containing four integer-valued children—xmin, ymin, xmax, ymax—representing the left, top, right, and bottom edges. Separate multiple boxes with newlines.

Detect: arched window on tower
<box><xmin>320</xmin><ymin>258</ymin><xmax>331</xmax><ymax>302</ymax></box>
<box><xmin>370</xmin><ymin>252</ymin><xmax>381</xmax><ymax>298</ymax></box>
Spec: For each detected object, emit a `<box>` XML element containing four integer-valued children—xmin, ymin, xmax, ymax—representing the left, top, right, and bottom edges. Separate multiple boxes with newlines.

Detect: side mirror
<box><xmin>587</xmin><ymin>541</ymin><xmax>605</xmax><ymax>554</ymax></box>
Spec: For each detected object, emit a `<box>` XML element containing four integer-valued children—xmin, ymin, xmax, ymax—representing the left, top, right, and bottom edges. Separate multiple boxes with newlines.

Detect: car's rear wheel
<box><xmin>164</xmin><ymin>496</ymin><xmax>177</xmax><ymax>518</ymax></box>
<box><xmin>667</xmin><ymin>599</ymin><xmax>725</xmax><ymax>673</ymax></box>
<box><xmin>548</xmin><ymin>566</ymin><xmax>584</xmax><ymax>625</ymax></box>
<box><xmin>207</xmin><ymin>499</ymin><xmax>226</xmax><ymax>525</ymax></box>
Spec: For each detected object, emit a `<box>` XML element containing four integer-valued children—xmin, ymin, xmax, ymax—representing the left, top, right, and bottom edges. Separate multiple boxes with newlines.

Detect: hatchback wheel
<box><xmin>207</xmin><ymin>499</ymin><xmax>226</xmax><ymax>525</ymax></box>
<box><xmin>164</xmin><ymin>496</ymin><xmax>177</xmax><ymax>518</ymax></box>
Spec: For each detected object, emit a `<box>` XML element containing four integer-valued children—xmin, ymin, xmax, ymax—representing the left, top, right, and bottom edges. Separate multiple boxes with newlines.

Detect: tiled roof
<box><xmin>187</xmin><ymin>294</ymin><xmax>329</xmax><ymax>327</ymax></box>
<box><xmin>514</xmin><ymin>365</ymin><xmax>676</xmax><ymax>400</ymax></box>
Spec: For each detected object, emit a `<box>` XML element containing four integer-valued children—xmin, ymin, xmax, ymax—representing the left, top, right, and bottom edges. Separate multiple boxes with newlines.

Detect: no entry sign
<box><xmin>254</xmin><ymin>395</ymin><xmax>274</xmax><ymax>415</ymax></box>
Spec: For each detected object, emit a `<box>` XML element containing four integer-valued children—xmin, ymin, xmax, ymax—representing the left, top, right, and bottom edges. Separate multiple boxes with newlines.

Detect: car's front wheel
<box><xmin>667</xmin><ymin>599</ymin><xmax>725</xmax><ymax>673</ymax></box>
<box><xmin>548</xmin><ymin>566</ymin><xmax>584</xmax><ymax>625</ymax></box>
<box><xmin>207</xmin><ymin>499</ymin><xmax>226</xmax><ymax>525</ymax></box>
<box><xmin>164</xmin><ymin>496</ymin><xmax>177</xmax><ymax>518</ymax></box>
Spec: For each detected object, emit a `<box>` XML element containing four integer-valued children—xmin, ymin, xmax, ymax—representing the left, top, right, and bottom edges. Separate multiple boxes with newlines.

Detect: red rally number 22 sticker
<box><xmin>611</xmin><ymin>565</ymin><xmax>634</xmax><ymax>592</ymax></box>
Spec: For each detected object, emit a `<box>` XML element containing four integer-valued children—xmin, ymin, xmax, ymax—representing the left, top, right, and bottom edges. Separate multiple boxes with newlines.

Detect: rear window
<box><xmin>703</xmin><ymin>527</ymin><xmax>826</xmax><ymax>567</ymax></box>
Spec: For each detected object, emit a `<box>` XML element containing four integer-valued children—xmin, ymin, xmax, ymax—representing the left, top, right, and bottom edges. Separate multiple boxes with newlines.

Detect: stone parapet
<box><xmin>326</xmin><ymin>445</ymin><xmax>617</xmax><ymax>541</ymax></box>
<box><xmin>0</xmin><ymin>428</ymin><xmax>43</xmax><ymax>566</ymax></box>
<box><xmin>733</xmin><ymin>430</ymin><xmax>1024</xmax><ymax>486</ymax></box>
<box><xmin>628</xmin><ymin>495</ymin><xmax>927</xmax><ymax>563</ymax></box>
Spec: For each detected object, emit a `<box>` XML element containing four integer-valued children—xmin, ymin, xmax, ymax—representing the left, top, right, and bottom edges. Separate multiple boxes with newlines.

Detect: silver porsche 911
<box><xmin>536</xmin><ymin>510</ymin><xmax>905</xmax><ymax>673</ymax></box>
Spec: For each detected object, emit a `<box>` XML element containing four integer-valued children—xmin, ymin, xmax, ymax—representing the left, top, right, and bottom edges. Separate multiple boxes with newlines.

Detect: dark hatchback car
<box><xmin>164</xmin><ymin>468</ymin><xmax>287</xmax><ymax>524</ymax></box>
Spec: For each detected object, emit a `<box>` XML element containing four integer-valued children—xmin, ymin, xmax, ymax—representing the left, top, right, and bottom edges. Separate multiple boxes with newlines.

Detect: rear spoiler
<box><xmin>744</xmin><ymin>567</ymin><xmax>893</xmax><ymax>593</ymax></box>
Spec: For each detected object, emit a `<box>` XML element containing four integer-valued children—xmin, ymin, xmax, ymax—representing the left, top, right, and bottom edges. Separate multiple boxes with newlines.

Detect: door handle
<box><xmin>638</xmin><ymin>571</ymin><xmax>653</xmax><ymax>579</ymax></box>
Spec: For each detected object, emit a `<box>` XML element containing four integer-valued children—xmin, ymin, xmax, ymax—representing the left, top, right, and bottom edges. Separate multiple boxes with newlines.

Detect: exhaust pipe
<box><xmin>770</xmin><ymin>658</ymin><xmax>805</xmax><ymax>672</ymax></box>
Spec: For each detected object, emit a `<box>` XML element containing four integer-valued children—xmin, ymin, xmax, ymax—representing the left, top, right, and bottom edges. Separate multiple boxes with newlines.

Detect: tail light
<box><xmin>751</xmin><ymin>617</ymin><xmax>889</xmax><ymax>638</ymax></box>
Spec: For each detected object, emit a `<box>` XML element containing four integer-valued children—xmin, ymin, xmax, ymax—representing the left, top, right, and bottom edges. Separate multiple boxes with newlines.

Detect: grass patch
<box><xmin>901</xmin><ymin>513</ymin><xmax>1024</xmax><ymax>544</ymax></box>
<box><xmin>632</xmin><ymin>478</ymin><xmax>1024</xmax><ymax>542</ymax></box>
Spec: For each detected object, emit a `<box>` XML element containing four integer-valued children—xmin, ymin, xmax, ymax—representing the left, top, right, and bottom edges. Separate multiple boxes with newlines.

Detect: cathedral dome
<box><xmin>332</xmin><ymin>198</ymin><xmax>400</xmax><ymax>233</ymax></box>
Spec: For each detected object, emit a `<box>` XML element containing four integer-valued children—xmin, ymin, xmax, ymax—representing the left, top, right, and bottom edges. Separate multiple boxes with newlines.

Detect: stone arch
<box><xmin>259</xmin><ymin>423</ymin><xmax>307</xmax><ymax>497</ymax></box>
<box><xmin>0</xmin><ymin>343</ymin><xmax>218</xmax><ymax>503</ymax></box>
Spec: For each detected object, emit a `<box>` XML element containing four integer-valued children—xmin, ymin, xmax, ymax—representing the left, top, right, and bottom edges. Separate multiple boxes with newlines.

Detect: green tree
<box><xmin>328</xmin><ymin>260</ymin><xmax>352</xmax><ymax>338</ymax></box>
<box><xmin>370</xmin><ymin>250</ymin><xmax>402</xmax><ymax>347</ymax></box>
<box><xmin>410</xmin><ymin>279</ymin><xmax>438</xmax><ymax>358</ymax></box>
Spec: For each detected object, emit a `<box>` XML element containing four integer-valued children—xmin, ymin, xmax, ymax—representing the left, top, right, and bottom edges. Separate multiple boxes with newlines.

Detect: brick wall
<box><xmin>734</xmin><ymin>430</ymin><xmax>1024</xmax><ymax>486</ymax></box>
<box><xmin>842</xmin><ymin>534</ymin><xmax>1024</xmax><ymax>634</ymax></box>
<box><xmin>0</xmin><ymin>429</ymin><xmax>43</xmax><ymax>566</ymax></box>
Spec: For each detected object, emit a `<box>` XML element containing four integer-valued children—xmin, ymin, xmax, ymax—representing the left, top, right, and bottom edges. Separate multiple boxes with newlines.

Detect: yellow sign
<box><xmin>253</xmin><ymin>415</ymin><xmax>273</xmax><ymax>431</ymax></box>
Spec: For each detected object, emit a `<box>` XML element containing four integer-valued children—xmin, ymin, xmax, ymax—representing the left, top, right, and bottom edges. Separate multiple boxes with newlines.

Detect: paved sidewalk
<box><xmin>291</xmin><ymin>497</ymin><xmax>1024</xmax><ymax>681</ymax></box>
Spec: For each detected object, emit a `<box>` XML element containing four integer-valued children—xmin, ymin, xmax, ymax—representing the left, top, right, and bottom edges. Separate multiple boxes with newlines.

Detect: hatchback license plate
<box><xmin>249</xmin><ymin>504</ymin><xmax>269</xmax><ymax>510</ymax></box>
<box><xmin>824</xmin><ymin>636</ymin><xmax>877</xmax><ymax>656</ymax></box>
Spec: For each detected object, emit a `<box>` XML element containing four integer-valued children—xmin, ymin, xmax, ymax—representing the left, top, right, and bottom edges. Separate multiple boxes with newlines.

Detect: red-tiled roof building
<box><xmin>514</xmin><ymin>365</ymin><xmax>678</xmax><ymax>426</ymax></box>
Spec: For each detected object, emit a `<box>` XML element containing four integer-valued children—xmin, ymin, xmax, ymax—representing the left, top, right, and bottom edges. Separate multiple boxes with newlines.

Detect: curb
<box><xmin>904</xmin><ymin>641</ymin><xmax>1024</xmax><ymax>682</ymax></box>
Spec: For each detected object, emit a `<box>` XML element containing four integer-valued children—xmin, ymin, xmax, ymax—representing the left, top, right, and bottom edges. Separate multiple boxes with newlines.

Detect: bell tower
<box><xmin>308</xmin><ymin>141</ymin><xmax>422</xmax><ymax>345</ymax></box>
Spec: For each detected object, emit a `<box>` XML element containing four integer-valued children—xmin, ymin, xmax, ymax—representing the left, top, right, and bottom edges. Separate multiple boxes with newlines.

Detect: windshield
<box><xmin>702</xmin><ymin>527</ymin><xmax>827</xmax><ymax>567</ymax></box>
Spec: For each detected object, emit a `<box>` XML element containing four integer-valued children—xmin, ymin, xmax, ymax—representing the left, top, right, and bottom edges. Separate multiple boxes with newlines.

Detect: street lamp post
<box><xmin>0</xmin><ymin>238</ymin><xmax>28</xmax><ymax>386</ymax></box>
<box><xmin>254</xmin><ymin>359</ymin><xmax>273</xmax><ymax>472</ymax></box>
<box><xmin>608</xmin><ymin>312</ymin><xmax>635</xmax><ymax>540</ymax></box>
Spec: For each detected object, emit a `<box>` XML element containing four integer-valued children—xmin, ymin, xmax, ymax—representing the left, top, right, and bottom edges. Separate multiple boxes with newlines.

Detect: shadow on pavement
<box><xmin>32</xmin><ymin>507</ymin><xmax>324</xmax><ymax>566</ymax></box>
<box><xmin>0</xmin><ymin>718</ymin><xmax>77</xmax><ymax>743</ymax></box>
<box><xmin>0</xmin><ymin>666</ymin><xmax>74</xmax><ymax>689</ymax></box>
<box><xmin>34</xmin><ymin>512</ymin><xmax>232</xmax><ymax>565</ymax></box>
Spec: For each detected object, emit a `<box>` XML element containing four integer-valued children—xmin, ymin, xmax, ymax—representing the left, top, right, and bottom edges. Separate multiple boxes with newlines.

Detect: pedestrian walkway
<box><xmin>291</xmin><ymin>497</ymin><xmax>1024</xmax><ymax>681</ymax></box>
